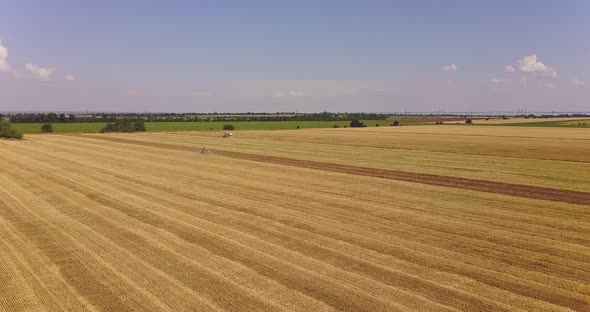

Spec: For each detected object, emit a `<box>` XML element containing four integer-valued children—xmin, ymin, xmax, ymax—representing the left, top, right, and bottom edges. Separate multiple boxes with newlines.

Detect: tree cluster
<box><xmin>349</xmin><ymin>119</ymin><xmax>367</xmax><ymax>127</ymax></box>
<box><xmin>0</xmin><ymin>122</ymin><xmax>23</xmax><ymax>139</ymax></box>
<box><xmin>100</xmin><ymin>119</ymin><xmax>146</xmax><ymax>133</ymax></box>
<box><xmin>41</xmin><ymin>123</ymin><xmax>54</xmax><ymax>132</ymax></box>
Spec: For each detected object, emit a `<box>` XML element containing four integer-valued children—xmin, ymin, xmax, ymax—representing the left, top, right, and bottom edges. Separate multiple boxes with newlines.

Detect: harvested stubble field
<box><xmin>0</xmin><ymin>125</ymin><xmax>588</xmax><ymax>311</ymax></box>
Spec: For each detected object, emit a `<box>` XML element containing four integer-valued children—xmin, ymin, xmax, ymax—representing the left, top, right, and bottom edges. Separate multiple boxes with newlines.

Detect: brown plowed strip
<box><xmin>81</xmin><ymin>135</ymin><xmax>590</xmax><ymax>205</ymax></box>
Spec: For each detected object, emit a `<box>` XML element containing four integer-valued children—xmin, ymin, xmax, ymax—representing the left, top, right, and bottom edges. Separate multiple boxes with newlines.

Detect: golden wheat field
<box><xmin>0</xmin><ymin>125</ymin><xmax>589</xmax><ymax>312</ymax></box>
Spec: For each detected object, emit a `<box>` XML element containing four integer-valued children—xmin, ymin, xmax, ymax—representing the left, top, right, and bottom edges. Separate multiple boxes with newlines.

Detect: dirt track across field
<box><xmin>81</xmin><ymin>135</ymin><xmax>590</xmax><ymax>205</ymax></box>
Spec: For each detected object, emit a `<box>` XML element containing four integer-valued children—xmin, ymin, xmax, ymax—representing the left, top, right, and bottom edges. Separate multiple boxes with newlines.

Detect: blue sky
<box><xmin>0</xmin><ymin>0</ymin><xmax>589</xmax><ymax>112</ymax></box>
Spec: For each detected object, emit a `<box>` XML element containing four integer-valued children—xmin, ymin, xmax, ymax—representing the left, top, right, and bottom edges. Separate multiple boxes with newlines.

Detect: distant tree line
<box><xmin>5</xmin><ymin>112</ymin><xmax>588</xmax><ymax>124</ymax></box>
<box><xmin>5</xmin><ymin>112</ymin><xmax>391</xmax><ymax>123</ymax></box>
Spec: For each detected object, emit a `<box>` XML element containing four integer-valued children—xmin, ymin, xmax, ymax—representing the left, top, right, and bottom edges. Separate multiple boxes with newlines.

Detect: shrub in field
<box><xmin>0</xmin><ymin>122</ymin><xmax>23</xmax><ymax>139</ymax></box>
<box><xmin>465</xmin><ymin>118</ymin><xmax>473</xmax><ymax>124</ymax></box>
<box><xmin>296</xmin><ymin>125</ymin><xmax>300</xmax><ymax>129</ymax></box>
<box><xmin>375</xmin><ymin>124</ymin><xmax>380</xmax><ymax>127</ymax></box>
<box><xmin>41</xmin><ymin>123</ymin><xmax>54</xmax><ymax>132</ymax></box>
<box><xmin>391</xmin><ymin>120</ymin><xmax>400</xmax><ymax>126</ymax></box>
<box><xmin>350</xmin><ymin>119</ymin><xmax>366</xmax><ymax>127</ymax></box>
<box><xmin>333</xmin><ymin>124</ymin><xmax>340</xmax><ymax>128</ymax></box>
<box><xmin>223</xmin><ymin>124</ymin><xmax>235</xmax><ymax>130</ymax></box>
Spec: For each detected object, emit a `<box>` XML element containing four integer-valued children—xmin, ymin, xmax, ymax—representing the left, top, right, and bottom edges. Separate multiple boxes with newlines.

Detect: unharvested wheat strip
<box><xmin>4</xmin><ymin>152</ymin><xmax>440</xmax><ymax>310</ymax></box>
<box><xmin>119</xmin><ymin>130</ymin><xmax>590</xmax><ymax>164</ymax></box>
<box><xmin>75</xmin><ymin>135</ymin><xmax>590</xmax><ymax>205</ymax></box>
<box><xmin>0</xmin><ymin>178</ymin><xmax>172</xmax><ymax>312</ymax></box>
<box><xmin>1</xmin><ymin>161</ymin><xmax>337</xmax><ymax>312</ymax></box>
<box><xmin>0</xmin><ymin>159</ymin><xmax>288</xmax><ymax>312</ymax></box>
<box><xmin>200</xmin><ymin>128</ymin><xmax>590</xmax><ymax>163</ymax></box>
<box><xmin>30</xmin><ymin>137</ymin><xmax>590</xmax><ymax>298</ymax></box>
<box><xmin>66</xmin><ymin>133</ymin><xmax>590</xmax><ymax>204</ymax></box>
<box><xmin>145</xmin><ymin>131</ymin><xmax>590</xmax><ymax>192</ymax></box>
<box><xmin>212</xmin><ymin>149</ymin><xmax>590</xmax><ymax>205</ymax></box>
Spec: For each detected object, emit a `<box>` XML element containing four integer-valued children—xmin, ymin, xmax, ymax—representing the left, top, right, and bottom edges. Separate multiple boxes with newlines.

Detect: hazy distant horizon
<box><xmin>1</xmin><ymin>1</ymin><xmax>589</xmax><ymax>112</ymax></box>
<box><xmin>3</xmin><ymin>110</ymin><xmax>590</xmax><ymax>116</ymax></box>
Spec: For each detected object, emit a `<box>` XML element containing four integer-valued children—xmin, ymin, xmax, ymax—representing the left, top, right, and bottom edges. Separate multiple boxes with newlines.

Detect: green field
<box><xmin>12</xmin><ymin>120</ymin><xmax>393</xmax><ymax>133</ymax></box>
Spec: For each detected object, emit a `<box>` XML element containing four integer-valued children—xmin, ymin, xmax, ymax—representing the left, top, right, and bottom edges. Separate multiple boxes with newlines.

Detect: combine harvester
<box><xmin>222</xmin><ymin>130</ymin><xmax>233</xmax><ymax>138</ymax></box>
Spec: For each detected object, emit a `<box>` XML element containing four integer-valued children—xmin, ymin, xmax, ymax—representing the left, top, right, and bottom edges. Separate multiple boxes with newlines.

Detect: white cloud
<box><xmin>516</xmin><ymin>54</ymin><xmax>557</xmax><ymax>78</ymax></box>
<box><xmin>572</xmin><ymin>79</ymin><xmax>587</xmax><ymax>88</ymax></box>
<box><xmin>0</xmin><ymin>40</ymin><xmax>11</xmax><ymax>72</ymax></box>
<box><xmin>441</xmin><ymin>64</ymin><xmax>458</xmax><ymax>72</ymax></box>
<box><xmin>504</xmin><ymin>65</ymin><xmax>515</xmax><ymax>73</ymax></box>
<box><xmin>25</xmin><ymin>63</ymin><xmax>54</xmax><ymax>80</ymax></box>
<box><xmin>64</xmin><ymin>74</ymin><xmax>75</xmax><ymax>81</ymax></box>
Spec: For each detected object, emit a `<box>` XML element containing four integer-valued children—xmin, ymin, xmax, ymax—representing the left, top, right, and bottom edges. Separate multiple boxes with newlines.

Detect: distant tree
<box><xmin>391</xmin><ymin>120</ymin><xmax>400</xmax><ymax>126</ymax></box>
<box><xmin>41</xmin><ymin>123</ymin><xmax>54</xmax><ymax>133</ymax></box>
<box><xmin>465</xmin><ymin>118</ymin><xmax>473</xmax><ymax>124</ymax></box>
<box><xmin>100</xmin><ymin>119</ymin><xmax>136</xmax><ymax>133</ymax></box>
<box><xmin>223</xmin><ymin>124</ymin><xmax>235</xmax><ymax>130</ymax></box>
<box><xmin>349</xmin><ymin>119</ymin><xmax>366</xmax><ymax>127</ymax></box>
<box><xmin>296</xmin><ymin>125</ymin><xmax>300</xmax><ymax>129</ymax></box>
<box><xmin>375</xmin><ymin>123</ymin><xmax>380</xmax><ymax>127</ymax></box>
<box><xmin>100</xmin><ymin>122</ymin><xmax>118</xmax><ymax>133</ymax></box>
<box><xmin>332</xmin><ymin>124</ymin><xmax>340</xmax><ymax>128</ymax></box>
<box><xmin>0</xmin><ymin>122</ymin><xmax>23</xmax><ymax>139</ymax></box>
<box><xmin>135</xmin><ymin>119</ymin><xmax>146</xmax><ymax>131</ymax></box>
